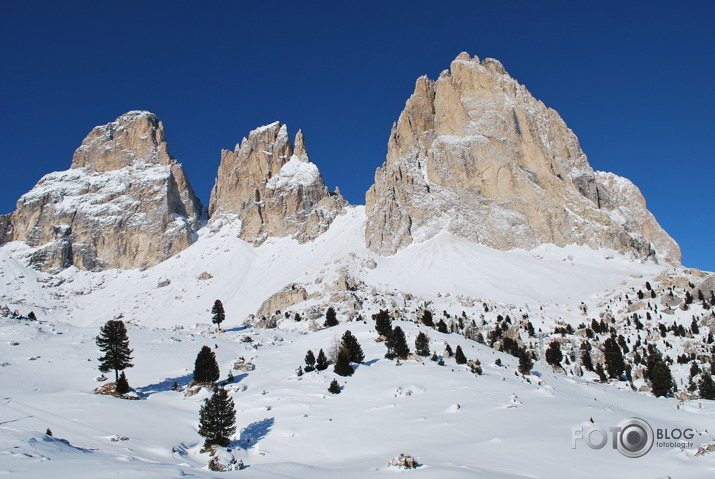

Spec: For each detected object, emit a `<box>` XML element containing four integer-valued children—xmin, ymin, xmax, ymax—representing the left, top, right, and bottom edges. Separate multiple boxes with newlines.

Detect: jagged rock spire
<box><xmin>208</xmin><ymin>122</ymin><xmax>346</xmax><ymax>244</ymax></box>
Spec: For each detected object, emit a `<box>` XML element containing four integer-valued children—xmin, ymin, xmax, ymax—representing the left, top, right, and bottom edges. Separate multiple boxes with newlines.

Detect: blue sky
<box><xmin>1</xmin><ymin>1</ymin><xmax>713</xmax><ymax>270</ymax></box>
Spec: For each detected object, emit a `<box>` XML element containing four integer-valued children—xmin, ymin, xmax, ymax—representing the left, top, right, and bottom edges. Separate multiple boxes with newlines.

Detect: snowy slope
<box><xmin>0</xmin><ymin>206</ymin><xmax>668</xmax><ymax>328</ymax></box>
<box><xmin>1</xmin><ymin>205</ymin><xmax>714</xmax><ymax>478</ymax></box>
<box><xmin>1</xmin><ymin>316</ymin><xmax>714</xmax><ymax>478</ymax></box>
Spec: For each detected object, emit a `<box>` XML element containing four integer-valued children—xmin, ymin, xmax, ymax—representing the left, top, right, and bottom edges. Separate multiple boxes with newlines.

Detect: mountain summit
<box><xmin>208</xmin><ymin>122</ymin><xmax>346</xmax><ymax>244</ymax></box>
<box><xmin>0</xmin><ymin>111</ymin><xmax>202</xmax><ymax>271</ymax></box>
<box><xmin>365</xmin><ymin>52</ymin><xmax>680</xmax><ymax>263</ymax></box>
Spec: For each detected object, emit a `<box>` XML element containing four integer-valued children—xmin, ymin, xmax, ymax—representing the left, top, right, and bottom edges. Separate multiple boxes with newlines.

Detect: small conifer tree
<box><xmin>333</xmin><ymin>348</ymin><xmax>354</xmax><ymax>376</ymax></box>
<box><xmin>116</xmin><ymin>371</ymin><xmax>129</xmax><ymax>394</ymax></box>
<box><xmin>198</xmin><ymin>388</ymin><xmax>236</xmax><ymax>449</ymax></box>
<box><xmin>211</xmin><ymin>300</ymin><xmax>226</xmax><ymax>331</ymax></box>
<box><xmin>385</xmin><ymin>326</ymin><xmax>410</xmax><ymax>360</ymax></box>
<box><xmin>340</xmin><ymin>330</ymin><xmax>364</xmax><ymax>363</ymax></box>
<box><xmin>545</xmin><ymin>341</ymin><xmax>563</xmax><ymax>367</ymax></box>
<box><xmin>699</xmin><ymin>372</ymin><xmax>715</xmax><ymax>400</ymax></box>
<box><xmin>96</xmin><ymin>320</ymin><xmax>134</xmax><ymax>389</ymax></box>
<box><xmin>415</xmin><ymin>332</ymin><xmax>430</xmax><ymax>357</ymax></box>
<box><xmin>518</xmin><ymin>350</ymin><xmax>533</xmax><ymax>374</ymax></box>
<box><xmin>194</xmin><ymin>346</ymin><xmax>220</xmax><ymax>384</ymax></box>
<box><xmin>315</xmin><ymin>349</ymin><xmax>329</xmax><ymax>371</ymax></box>
<box><xmin>691</xmin><ymin>318</ymin><xmax>700</xmax><ymax>335</ymax></box>
<box><xmin>580</xmin><ymin>343</ymin><xmax>594</xmax><ymax>371</ymax></box>
<box><xmin>437</xmin><ymin>320</ymin><xmax>448</xmax><ymax>334</ymax></box>
<box><xmin>454</xmin><ymin>345</ymin><xmax>467</xmax><ymax>364</ymax></box>
<box><xmin>420</xmin><ymin>310</ymin><xmax>434</xmax><ymax>327</ymax></box>
<box><xmin>650</xmin><ymin>360</ymin><xmax>673</xmax><ymax>397</ymax></box>
<box><xmin>595</xmin><ymin>363</ymin><xmax>608</xmax><ymax>382</ymax></box>
<box><xmin>328</xmin><ymin>379</ymin><xmax>341</xmax><ymax>394</ymax></box>
<box><xmin>324</xmin><ymin>307</ymin><xmax>338</xmax><ymax>327</ymax></box>
<box><xmin>603</xmin><ymin>337</ymin><xmax>625</xmax><ymax>379</ymax></box>
<box><xmin>304</xmin><ymin>349</ymin><xmax>316</xmax><ymax>372</ymax></box>
<box><xmin>374</xmin><ymin>309</ymin><xmax>392</xmax><ymax>337</ymax></box>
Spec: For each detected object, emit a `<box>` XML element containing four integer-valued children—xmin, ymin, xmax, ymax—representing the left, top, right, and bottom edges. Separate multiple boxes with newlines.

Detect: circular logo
<box><xmin>616</xmin><ymin>417</ymin><xmax>654</xmax><ymax>458</ymax></box>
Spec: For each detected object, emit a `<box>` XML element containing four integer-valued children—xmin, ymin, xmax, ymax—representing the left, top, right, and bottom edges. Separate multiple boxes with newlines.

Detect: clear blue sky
<box><xmin>1</xmin><ymin>1</ymin><xmax>713</xmax><ymax>271</ymax></box>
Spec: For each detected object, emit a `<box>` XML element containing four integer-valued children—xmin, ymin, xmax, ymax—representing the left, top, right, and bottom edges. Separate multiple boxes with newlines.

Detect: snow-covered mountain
<box><xmin>0</xmin><ymin>111</ymin><xmax>202</xmax><ymax>271</ymax></box>
<box><xmin>208</xmin><ymin>122</ymin><xmax>346</xmax><ymax>245</ymax></box>
<box><xmin>366</xmin><ymin>53</ymin><xmax>680</xmax><ymax>263</ymax></box>
<box><xmin>1</xmin><ymin>53</ymin><xmax>714</xmax><ymax>478</ymax></box>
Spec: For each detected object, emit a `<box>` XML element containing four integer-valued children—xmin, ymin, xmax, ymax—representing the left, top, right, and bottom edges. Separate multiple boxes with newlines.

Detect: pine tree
<box><xmin>304</xmin><ymin>349</ymin><xmax>316</xmax><ymax>372</ymax></box>
<box><xmin>650</xmin><ymin>360</ymin><xmax>673</xmax><ymax>397</ymax></box>
<box><xmin>340</xmin><ymin>330</ymin><xmax>364</xmax><ymax>363</ymax></box>
<box><xmin>333</xmin><ymin>348</ymin><xmax>354</xmax><ymax>376</ymax></box>
<box><xmin>437</xmin><ymin>320</ymin><xmax>448</xmax><ymax>334</ymax></box>
<box><xmin>96</xmin><ymin>320</ymin><xmax>134</xmax><ymax>387</ymax></box>
<box><xmin>324</xmin><ymin>306</ymin><xmax>338</xmax><ymax>327</ymax></box>
<box><xmin>595</xmin><ymin>363</ymin><xmax>608</xmax><ymax>382</ymax></box>
<box><xmin>211</xmin><ymin>300</ymin><xmax>226</xmax><ymax>331</ymax></box>
<box><xmin>603</xmin><ymin>337</ymin><xmax>625</xmax><ymax>379</ymax></box>
<box><xmin>385</xmin><ymin>326</ymin><xmax>410</xmax><ymax>360</ymax></box>
<box><xmin>315</xmin><ymin>349</ymin><xmax>328</xmax><ymax>371</ymax></box>
<box><xmin>116</xmin><ymin>371</ymin><xmax>129</xmax><ymax>394</ymax></box>
<box><xmin>328</xmin><ymin>379</ymin><xmax>341</xmax><ymax>394</ymax></box>
<box><xmin>691</xmin><ymin>318</ymin><xmax>700</xmax><ymax>335</ymax></box>
<box><xmin>578</xmin><ymin>342</ymin><xmax>593</xmax><ymax>371</ymax></box>
<box><xmin>373</xmin><ymin>309</ymin><xmax>392</xmax><ymax>337</ymax></box>
<box><xmin>454</xmin><ymin>345</ymin><xmax>467</xmax><ymax>364</ymax></box>
<box><xmin>193</xmin><ymin>346</ymin><xmax>220</xmax><ymax>384</ymax></box>
<box><xmin>545</xmin><ymin>341</ymin><xmax>563</xmax><ymax>367</ymax></box>
<box><xmin>415</xmin><ymin>332</ymin><xmax>430</xmax><ymax>357</ymax></box>
<box><xmin>420</xmin><ymin>310</ymin><xmax>434</xmax><ymax>327</ymax></box>
<box><xmin>699</xmin><ymin>372</ymin><xmax>715</xmax><ymax>400</ymax></box>
<box><xmin>198</xmin><ymin>388</ymin><xmax>236</xmax><ymax>449</ymax></box>
<box><xmin>518</xmin><ymin>350</ymin><xmax>533</xmax><ymax>375</ymax></box>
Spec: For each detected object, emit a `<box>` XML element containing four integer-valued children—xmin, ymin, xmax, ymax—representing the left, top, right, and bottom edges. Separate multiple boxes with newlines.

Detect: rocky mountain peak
<box><xmin>0</xmin><ymin>111</ymin><xmax>202</xmax><ymax>271</ymax></box>
<box><xmin>208</xmin><ymin>122</ymin><xmax>346</xmax><ymax>244</ymax></box>
<box><xmin>365</xmin><ymin>53</ymin><xmax>681</xmax><ymax>264</ymax></box>
<box><xmin>70</xmin><ymin>110</ymin><xmax>173</xmax><ymax>173</ymax></box>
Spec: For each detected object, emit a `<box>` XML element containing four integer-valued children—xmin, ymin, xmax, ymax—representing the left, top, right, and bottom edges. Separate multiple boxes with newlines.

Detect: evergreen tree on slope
<box><xmin>198</xmin><ymin>388</ymin><xmax>236</xmax><ymax>449</ymax></box>
<box><xmin>96</xmin><ymin>320</ymin><xmax>134</xmax><ymax>388</ymax></box>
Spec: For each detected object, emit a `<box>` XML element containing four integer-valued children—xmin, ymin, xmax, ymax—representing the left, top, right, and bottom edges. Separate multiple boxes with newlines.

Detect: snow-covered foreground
<box><xmin>1</xmin><ymin>315</ymin><xmax>714</xmax><ymax>478</ymax></box>
<box><xmin>1</xmin><ymin>205</ymin><xmax>714</xmax><ymax>477</ymax></box>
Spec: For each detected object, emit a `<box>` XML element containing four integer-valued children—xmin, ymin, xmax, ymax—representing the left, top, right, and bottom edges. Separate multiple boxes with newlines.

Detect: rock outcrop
<box><xmin>1</xmin><ymin>111</ymin><xmax>202</xmax><ymax>271</ymax></box>
<box><xmin>365</xmin><ymin>52</ymin><xmax>681</xmax><ymax>264</ymax></box>
<box><xmin>256</xmin><ymin>283</ymin><xmax>308</xmax><ymax>317</ymax></box>
<box><xmin>208</xmin><ymin>122</ymin><xmax>346</xmax><ymax>244</ymax></box>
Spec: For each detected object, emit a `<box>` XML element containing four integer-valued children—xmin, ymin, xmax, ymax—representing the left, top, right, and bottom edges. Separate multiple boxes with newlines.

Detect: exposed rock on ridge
<box><xmin>1</xmin><ymin>111</ymin><xmax>203</xmax><ymax>271</ymax></box>
<box><xmin>365</xmin><ymin>52</ymin><xmax>681</xmax><ymax>263</ymax></box>
<box><xmin>208</xmin><ymin>122</ymin><xmax>346</xmax><ymax>244</ymax></box>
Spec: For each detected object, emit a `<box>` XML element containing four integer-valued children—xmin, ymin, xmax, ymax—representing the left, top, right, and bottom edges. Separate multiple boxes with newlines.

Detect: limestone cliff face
<box><xmin>365</xmin><ymin>52</ymin><xmax>681</xmax><ymax>263</ymax></box>
<box><xmin>2</xmin><ymin>111</ymin><xmax>203</xmax><ymax>271</ymax></box>
<box><xmin>208</xmin><ymin>122</ymin><xmax>346</xmax><ymax>244</ymax></box>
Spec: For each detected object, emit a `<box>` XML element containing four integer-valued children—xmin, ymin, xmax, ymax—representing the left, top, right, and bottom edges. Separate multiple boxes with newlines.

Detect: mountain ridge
<box><xmin>0</xmin><ymin>53</ymin><xmax>682</xmax><ymax>272</ymax></box>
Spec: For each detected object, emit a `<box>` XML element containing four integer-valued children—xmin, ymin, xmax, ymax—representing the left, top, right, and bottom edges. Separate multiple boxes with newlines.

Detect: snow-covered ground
<box><xmin>1</xmin><ymin>206</ymin><xmax>714</xmax><ymax>477</ymax></box>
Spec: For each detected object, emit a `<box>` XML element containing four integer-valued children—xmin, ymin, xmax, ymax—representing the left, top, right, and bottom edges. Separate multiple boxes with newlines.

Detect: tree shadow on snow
<box><xmin>136</xmin><ymin>373</ymin><xmax>193</xmax><ymax>397</ymax></box>
<box><xmin>234</xmin><ymin>418</ymin><xmax>274</xmax><ymax>450</ymax></box>
<box><xmin>363</xmin><ymin>359</ymin><xmax>379</xmax><ymax>366</ymax></box>
<box><xmin>222</xmin><ymin>373</ymin><xmax>248</xmax><ymax>387</ymax></box>
<box><xmin>224</xmin><ymin>325</ymin><xmax>251</xmax><ymax>333</ymax></box>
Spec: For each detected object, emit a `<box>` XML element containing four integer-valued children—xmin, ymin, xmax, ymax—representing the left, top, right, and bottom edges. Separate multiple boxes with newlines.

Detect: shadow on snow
<box><xmin>234</xmin><ymin>417</ymin><xmax>274</xmax><ymax>450</ymax></box>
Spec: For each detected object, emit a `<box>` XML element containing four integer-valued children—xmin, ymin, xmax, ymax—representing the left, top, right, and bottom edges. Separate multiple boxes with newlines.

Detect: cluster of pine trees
<box><xmin>299</xmin><ymin>330</ymin><xmax>365</xmax><ymax>393</ymax></box>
